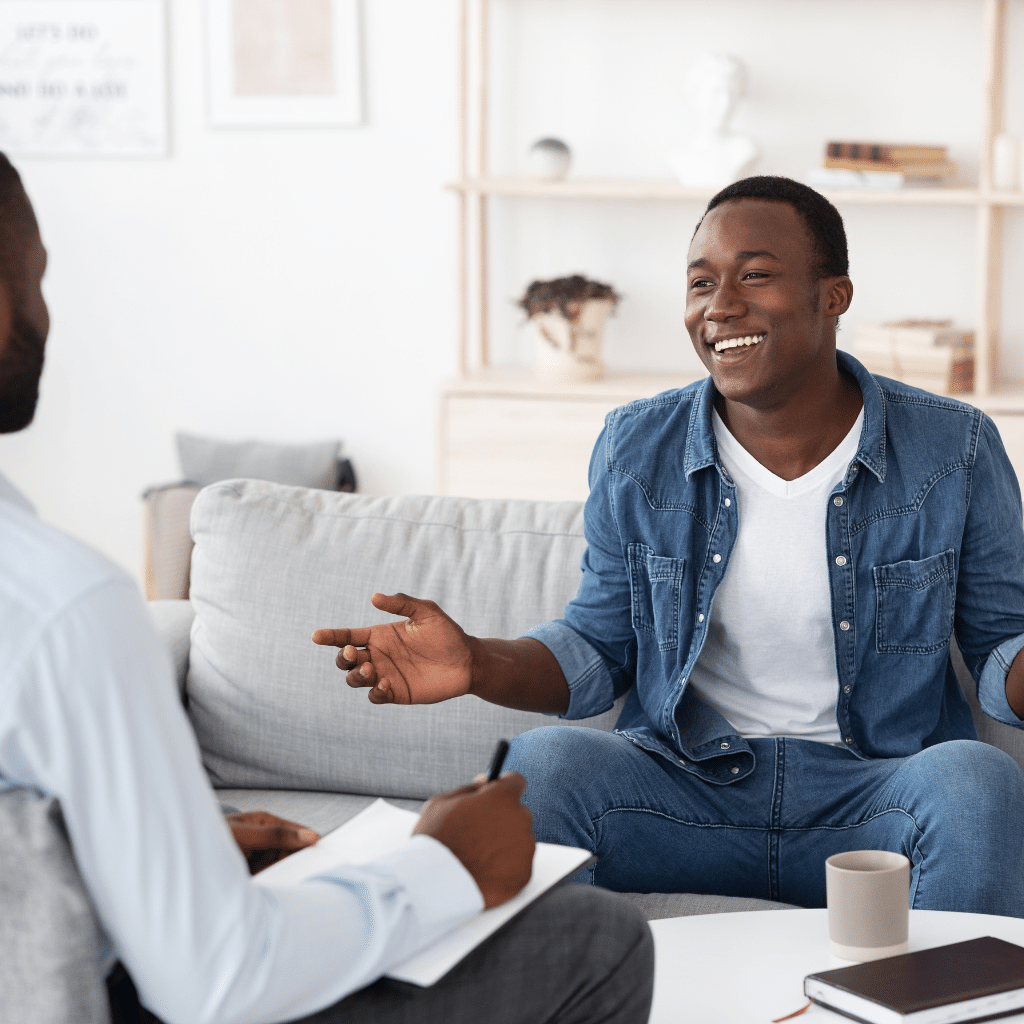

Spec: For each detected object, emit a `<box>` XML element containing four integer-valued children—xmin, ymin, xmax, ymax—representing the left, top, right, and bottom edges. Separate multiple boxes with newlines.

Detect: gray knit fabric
<box><xmin>0</xmin><ymin>789</ymin><xmax>110</xmax><ymax>1024</ymax></box>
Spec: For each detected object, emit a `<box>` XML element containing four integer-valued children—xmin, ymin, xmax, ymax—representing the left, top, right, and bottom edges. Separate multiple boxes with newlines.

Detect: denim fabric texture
<box><xmin>524</xmin><ymin>352</ymin><xmax>1024</xmax><ymax>784</ymax></box>
<box><xmin>504</xmin><ymin>729</ymin><xmax>1024</xmax><ymax>915</ymax></box>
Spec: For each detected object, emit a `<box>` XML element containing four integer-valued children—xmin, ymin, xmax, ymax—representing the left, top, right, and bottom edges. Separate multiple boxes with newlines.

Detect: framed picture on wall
<box><xmin>0</xmin><ymin>0</ymin><xmax>167</xmax><ymax>157</ymax></box>
<box><xmin>205</xmin><ymin>0</ymin><xmax>362</xmax><ymax>128</ymax></box>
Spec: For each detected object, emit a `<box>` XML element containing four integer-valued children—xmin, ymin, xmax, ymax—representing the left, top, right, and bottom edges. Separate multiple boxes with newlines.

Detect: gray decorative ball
<box><xmin>527</xmin><ymin>138</ymin><xmax>572</xmax><ymax>180</ymax></box>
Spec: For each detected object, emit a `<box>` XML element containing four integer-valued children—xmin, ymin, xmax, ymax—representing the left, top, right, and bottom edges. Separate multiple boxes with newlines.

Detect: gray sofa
<box><xmin>170</xmin><ymin>480</ymin><xmax>1024</xmax><ymax>899</ymax></box>
<box><xmin>5</xmin><ymin>480</ymin><xmax>1024</xmax><ymax>1023</ymax></box>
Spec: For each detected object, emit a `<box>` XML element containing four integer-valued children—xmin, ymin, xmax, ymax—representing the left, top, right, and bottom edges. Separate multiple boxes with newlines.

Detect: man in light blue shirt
<box><xmin>0</xmin><ymin>154</ymin><xmax>654</xmax><ymax>1023</ymax></box>
<box><xmin>321</xmin><ymin>176</ymin><xmax>1024</xmax><ymax>918</ymax></box>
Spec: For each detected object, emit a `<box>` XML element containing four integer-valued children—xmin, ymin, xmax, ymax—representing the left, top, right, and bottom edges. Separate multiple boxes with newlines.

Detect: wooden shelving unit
<box><xmin>439</xmin><ymin>0</ymin><xmax>1024</xmax><ymax>500</ymax></box>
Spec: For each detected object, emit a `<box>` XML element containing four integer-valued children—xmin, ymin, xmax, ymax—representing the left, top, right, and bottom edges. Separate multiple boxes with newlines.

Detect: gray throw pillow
<box><xmin>176</xmin><ymin>433</ymin><xmax>341</xmax><ymax>490</ymax></box>
<box><xmin>0</xmin><ymin>789</ymin><xmax>110</xmax><ymax>1024</ymax></box>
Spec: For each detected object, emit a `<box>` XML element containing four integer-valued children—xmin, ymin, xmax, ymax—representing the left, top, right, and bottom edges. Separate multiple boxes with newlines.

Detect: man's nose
<box><xmin>704</xmin><ymin>281</ymin><xmax>745</xmax><ymax>322</ymax></box>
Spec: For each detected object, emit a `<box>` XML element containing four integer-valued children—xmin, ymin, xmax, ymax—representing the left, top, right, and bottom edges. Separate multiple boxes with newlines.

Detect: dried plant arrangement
<box><xmin>517</xmin><ymin>275</ymin><xmax>620</xmax><ymax>383</ymax></box>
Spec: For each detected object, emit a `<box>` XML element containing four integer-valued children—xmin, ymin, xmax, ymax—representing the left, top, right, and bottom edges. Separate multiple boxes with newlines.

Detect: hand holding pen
<box><xmin>414</xmin><ymin>739</ymin><xmax>533</xmax><ymax>908</ymax></box>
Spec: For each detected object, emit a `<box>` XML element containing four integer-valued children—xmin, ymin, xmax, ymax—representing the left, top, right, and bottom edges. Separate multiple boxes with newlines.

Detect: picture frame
<box><xmin>205</xmin><ymin>0</ymin><xmax>362</xmax><ymax>128</ymax></box>
<box><xmin>0</xmin><ymin>0</ymin><xmax>168</xmax><ymax>158</ymax></box>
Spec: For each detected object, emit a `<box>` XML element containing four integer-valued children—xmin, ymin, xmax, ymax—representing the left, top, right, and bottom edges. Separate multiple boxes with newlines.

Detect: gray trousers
<box><xmin>110</xmin><ymin>884</ymin><xmax>654</xmax><ymax>1024</ymax></box>
<box><xmin>298</xmin><ymin>885</ymin><xmax>654</xmax><ymax>1024</ymax></box>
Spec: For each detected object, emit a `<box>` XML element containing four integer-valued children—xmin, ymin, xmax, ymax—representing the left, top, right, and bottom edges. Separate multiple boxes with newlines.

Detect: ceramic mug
<box><xmin>825</xmin><ymin>850</ymin><xmax>910</xmax><ymax>961</ymax></box>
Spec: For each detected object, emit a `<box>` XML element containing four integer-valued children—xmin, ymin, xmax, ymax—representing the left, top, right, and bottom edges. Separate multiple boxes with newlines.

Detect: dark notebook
<box><xmin>804</xmin><ymin>936</ymin><xmax>1024</xmax><ymax>1024</ymax></box>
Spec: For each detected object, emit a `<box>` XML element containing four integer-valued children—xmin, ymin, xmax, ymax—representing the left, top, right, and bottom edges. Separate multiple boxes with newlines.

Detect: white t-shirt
<box><xmin>687</xmin><ymin>409</ymin><xmax>864</xmax><ymax>743</ymax></box>
<box><xmin>0</xmin><ymin>473</ymin><xmax>482</xmax><ymax>1024</ymax></box>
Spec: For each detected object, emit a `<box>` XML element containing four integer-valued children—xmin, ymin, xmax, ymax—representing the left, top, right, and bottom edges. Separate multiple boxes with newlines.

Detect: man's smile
<box><xmin>708</xmin><ymin>332</ymin><xmax>766</xmax><ymax>354</ymax></box>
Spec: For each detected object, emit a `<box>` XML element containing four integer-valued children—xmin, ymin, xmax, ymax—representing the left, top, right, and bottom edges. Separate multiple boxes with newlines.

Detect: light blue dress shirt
<box><xmin>0</xmin><ymin>474</ymin><xmax>482</xmax><ymax>1024</ymax></box>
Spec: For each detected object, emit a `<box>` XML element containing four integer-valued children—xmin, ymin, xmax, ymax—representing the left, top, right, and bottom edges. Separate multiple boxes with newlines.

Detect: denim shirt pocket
<box><xmin>627</xmin><ymin>543</ymin><xmax>686</xmax><ymax>652</ymax></box>
<box><xmin>872</xmin><ymin>549</ymin><xmax>955</xmax><ymax>655</ymax></box>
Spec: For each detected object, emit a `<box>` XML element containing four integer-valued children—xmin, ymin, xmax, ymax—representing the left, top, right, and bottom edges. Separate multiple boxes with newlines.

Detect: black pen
<box><xmin>486</xmin><ymin>738</ymin><xmax>510</xmax><ymax>781</ymax></box>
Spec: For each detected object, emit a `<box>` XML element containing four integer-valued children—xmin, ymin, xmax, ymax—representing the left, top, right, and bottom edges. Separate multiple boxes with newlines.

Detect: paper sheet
<box><xmin>254</xmin><ymin>798</ymin><xmax>593</xmax><ymax>986</ymax></box>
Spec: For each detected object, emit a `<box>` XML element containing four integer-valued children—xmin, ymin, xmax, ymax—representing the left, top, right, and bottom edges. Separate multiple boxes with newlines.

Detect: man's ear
<box><xmin>823</xmin><ymin>276</ymin><xmax>853</xmax><ymax>319</ymax></box>
<box><xmin>0</xmin><ymin>281</ymin><xmax>13</xmax><ymax>358</ymax></box>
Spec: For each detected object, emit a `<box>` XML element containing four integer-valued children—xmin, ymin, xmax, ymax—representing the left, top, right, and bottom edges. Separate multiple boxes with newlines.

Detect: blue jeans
<box><xmin>505</xmin><ymin>728</ymin><xmax>1024</xmax><ymax>916</ymax></box>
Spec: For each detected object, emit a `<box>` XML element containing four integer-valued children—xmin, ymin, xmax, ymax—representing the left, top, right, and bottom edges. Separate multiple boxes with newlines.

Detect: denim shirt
<box><xmin>525</xmin><ymin>352</ymin><xmax>1024</xmax><ymax>784</ymax></box>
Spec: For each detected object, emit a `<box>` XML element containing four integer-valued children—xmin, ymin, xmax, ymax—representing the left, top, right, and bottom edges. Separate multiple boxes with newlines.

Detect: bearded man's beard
<box><xmin>0</xmin><ymin>314</ymin><xmax>46</xmax><ymax>433</ymax></box>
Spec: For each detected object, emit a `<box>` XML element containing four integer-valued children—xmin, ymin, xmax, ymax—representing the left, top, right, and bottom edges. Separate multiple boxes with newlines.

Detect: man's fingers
<box><xmin>336</xmin><ymin>646</ymin><xmax>371</xmax><ymax>671</ymax></box>
<box><xmin>371</xmin><ymin>591</ymin><xmax>426</xmax><ymax>619</ymax></box>
<box><xmin>311</xmin><ymin>627</ymin><xmax>373</xmax><ymax>649</ymax></box>
<box><xmin>346</xmin><ymin>661</ymin><xmax>378</xmax><ymax>688</ymax></box>
<box><xmin>491</xmin><ymin>771</ymin><xmax>527</xmax><ymax>800</ymax></box>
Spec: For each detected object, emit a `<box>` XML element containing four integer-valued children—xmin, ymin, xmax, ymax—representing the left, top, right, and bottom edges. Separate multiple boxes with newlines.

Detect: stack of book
<box><xmin>826</xmin><ymin>142</ymin><xmax>956</xmax><ymax>182</ymax></box>
<box><xmin>854</xmin><ymin>320</ymin><xmax>974</xmax><ymax>394</ymax></box>
<box><xmin>808</xmin><ymin>142</ymin><xmax>956</xmax><ymax>190</ymax></box>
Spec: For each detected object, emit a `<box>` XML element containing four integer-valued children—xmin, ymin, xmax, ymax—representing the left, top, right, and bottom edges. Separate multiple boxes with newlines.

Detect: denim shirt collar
<box><xmin>682</xmin><ymin>350</ymin><xmax>887</xmax><ymax>484</ymax></box>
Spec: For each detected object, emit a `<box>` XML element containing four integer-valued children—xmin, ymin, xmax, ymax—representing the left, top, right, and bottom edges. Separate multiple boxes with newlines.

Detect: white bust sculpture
<box><xmin>668</xmin><ymin>53</ymin><xmax>759</xmax><ymax>188</ymax></box>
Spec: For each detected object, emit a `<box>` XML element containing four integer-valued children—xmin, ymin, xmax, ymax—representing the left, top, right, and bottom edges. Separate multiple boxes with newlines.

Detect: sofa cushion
<box><xmin>0</xmin><ymin>789</ymin><xmax>110</xmax><ymax>1024</ymax></box>
<box><xmin>188</xmin><ymin>484</ymin><xmax>618</xmax><ymax>799</ymax></box>
<box><xmin>177</xmin><ymin>433</ymin><xmax>342</xmax><ymax>490</ymax></box>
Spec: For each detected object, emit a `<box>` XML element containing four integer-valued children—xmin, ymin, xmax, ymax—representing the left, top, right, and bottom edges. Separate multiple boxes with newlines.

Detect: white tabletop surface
<box><xmin>649</xmin><ymin>908</ymin><xmax>1024</xmax><ymax>1024</ymax></box>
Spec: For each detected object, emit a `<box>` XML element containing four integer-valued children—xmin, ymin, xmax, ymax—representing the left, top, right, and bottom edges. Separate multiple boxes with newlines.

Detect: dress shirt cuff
<box><xmin>361</xmin><ymin>834</ymin><xmax>484</xmax><ymax>932</ymax></box>
<box><xmin>520</xmin><ymin>620</ymin><xmax>617</xmax><ymax>719</ymax></box>
<box><xmin>978</xmin><ymin>631</ymin><xmax>1024</xmax><ymax>726</ymax></box>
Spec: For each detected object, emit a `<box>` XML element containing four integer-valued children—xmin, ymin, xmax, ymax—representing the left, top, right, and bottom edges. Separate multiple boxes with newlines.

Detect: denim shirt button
<box><xmin>698</xmin><ymin>613</ymin><xmax>705</xmax><ymax>623</ymax></box>
<box><xmin>845</xmin><ymin>736</ymin><xmax>853</xmax><ymax>744</ymax></box>
<box><xmin>843</xmin><ymin>685</ymin><xmax>851</xmax><ymax>694</ymax></box>
<box><xmin>833</xmin><ymin>496</ymin><xmax>844</xmax><ymax>507</ymax></box>
<box><xmin>730</xmin><ymin>766</ymin><xmax>740</xmax><ymax>774</ymax></box>
<box><xmin>839</xmin><ymin>620</ymin><xmax>851</xmax><ymax>631</ymax></box>
<box><xmin>720</xmin><ymin>741</ymin><xmax>730</xmax><ymax>749</ymax></box>
<box><xmin>835</xmin><ymin>555</ymin><xmax>847</xmax><ymax>566</ymax></box>
<box><xmin>724</xmin><ymin>498</ymin><xmax>731</xmax><ymax>507</ymax></box>
<box><xmin>712</xmin><ymin>553</ymin><xmax>722</xmax><ymax>563</ymax></box>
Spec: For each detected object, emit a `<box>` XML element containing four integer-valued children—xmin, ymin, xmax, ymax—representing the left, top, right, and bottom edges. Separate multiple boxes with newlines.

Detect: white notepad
<box><xmin>253</xmin><ymin>798</ymin><xmax>594</xmax><ymax>986</ymax></box>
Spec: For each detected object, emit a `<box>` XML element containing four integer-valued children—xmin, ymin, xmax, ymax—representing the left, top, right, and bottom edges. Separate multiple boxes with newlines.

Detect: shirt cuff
<box><xmin>366</xmin><ymin>834</ymin><xmax>484</xmax><ymax>932</ymax></box>
<box><xmin>521</xmin><ymin>620</ymin><xmax>617</xmax><ymax>719</ymax></box>
<box><xmin>978</xmin><ymin>631</ymin><xmax>1024</xmax><ymax>726</ymax></box>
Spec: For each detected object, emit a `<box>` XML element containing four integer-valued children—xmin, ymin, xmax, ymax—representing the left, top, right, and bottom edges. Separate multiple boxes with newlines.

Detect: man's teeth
<box><xmin>714</xmin><ymin>334</ymin><xmax>765</xmax><ymax>353</ymax></box>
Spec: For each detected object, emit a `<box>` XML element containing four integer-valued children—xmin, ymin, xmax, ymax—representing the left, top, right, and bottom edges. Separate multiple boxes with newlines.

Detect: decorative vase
<box><xmin>532</xmin><ymin>298</ymin><xmax>614</xmax><ymax>384</ymax></box>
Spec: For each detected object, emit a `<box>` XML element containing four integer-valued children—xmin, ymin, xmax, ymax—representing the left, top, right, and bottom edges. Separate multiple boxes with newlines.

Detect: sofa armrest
<box><xmin>142</xmin><ymin>483</ymin><xmax>202</xmax><ymax>601</ymax></box>
<box><xmin>147</xmin><ymin>599</ymin><xmax>194</xmax><ymax>703</ymax></box>
<box><xmin>952</xmin><ymin>638</ymin><xmax>1024</xmax><ymax>775</ymax></box>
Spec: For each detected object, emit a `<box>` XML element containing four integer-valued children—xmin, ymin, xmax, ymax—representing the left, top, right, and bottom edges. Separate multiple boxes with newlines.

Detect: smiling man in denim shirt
<box><xmin>319</xmin><ymin>176</ymin><xmax>1024</xmax><ymax>916</ymax></box>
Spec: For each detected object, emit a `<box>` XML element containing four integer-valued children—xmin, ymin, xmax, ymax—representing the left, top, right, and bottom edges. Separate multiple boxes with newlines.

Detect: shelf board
<box><xmin>450</xmin><ymin>177</ymin><xmax>1024</xmax><ymax>207</ymax></box>
<box><xmin>441</xmin><ymin>366</ymin><xmax>1024</xmax><ymax>414</ymax></box>
<box><xmin>441</xmin><ymin>366</ymin><xmax>703</xmax><ymax>400</ymax></box>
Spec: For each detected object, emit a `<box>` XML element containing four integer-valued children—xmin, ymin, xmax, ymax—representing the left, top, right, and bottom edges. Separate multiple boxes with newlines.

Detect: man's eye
<box><xmin>743</xmin><ymin>271</ymin><xmax>769</xmax><ymax>280</ymax></box>
<box><xmin>689</xmin><ymin>278</ymin><xmax>712</xmax><ymax>289</ymax></box>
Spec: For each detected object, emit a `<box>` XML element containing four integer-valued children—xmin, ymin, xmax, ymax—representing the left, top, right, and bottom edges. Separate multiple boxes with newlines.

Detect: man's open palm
<box><xmin>312</xmin><ymin>592</ymin><xmax>475</xmax><ymax>704</ymax></box>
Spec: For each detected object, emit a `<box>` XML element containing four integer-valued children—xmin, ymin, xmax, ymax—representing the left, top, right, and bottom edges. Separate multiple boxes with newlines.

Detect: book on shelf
<box><xmin>804</xmin><ymin>936</ymin><xmax>1024</xmax><ymax>1024</ymax></box>
<box><xmin>806</xmin><ymin>168</ymin><xmax>906</xmax><ymax>191</ymax></box>
<box><xmin>854</xmin><ymin>320</ymin><xmax>974</xmax><ymax>395</ymax></box>
<box><xmin>822</xmin><ymin>142</ymin><xmax>956</xmax><ymax>182</ymax></box>
<box><xmin>827</xmin><ymin>142</ymin><xmax>948</xmax><ymax>163</ymax></box>
<box><xmin>824</xmin><ymin>156</ymin><xmax>956</xmax><ymax>180</ymax></box>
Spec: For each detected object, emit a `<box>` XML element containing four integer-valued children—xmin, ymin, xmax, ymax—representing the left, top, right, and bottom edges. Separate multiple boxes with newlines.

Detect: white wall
<box><xmin>2</xmin><ymin>0</ymin><xmax>1022</xmax><ymax>583</ymax></box>
<box><xmin>0</xmin><ymin>0</ymin><xmax>462</xmax><ymax>581</ymax></box>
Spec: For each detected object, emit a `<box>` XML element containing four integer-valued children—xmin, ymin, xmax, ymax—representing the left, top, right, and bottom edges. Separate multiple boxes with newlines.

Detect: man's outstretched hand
<box><xmin>226</xmin><ymin>810</ymin><xmax>319</xmax><ymax>875</ymax></box>
<box><xmin>414</xmin><ymin>773</ymin><xmax>535</xmax><ymax>909</ymax></box>
<box><xmin>312</xmin><ymin>592</ymin><xmax>475</xmax><ymax>705</ymax></box>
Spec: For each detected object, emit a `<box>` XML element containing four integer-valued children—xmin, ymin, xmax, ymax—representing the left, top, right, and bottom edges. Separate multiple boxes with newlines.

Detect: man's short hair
<box><xmin>700</xmin><ymin>175</ymin><xmax>849</xmax><ymax>280</ymax></box>
<box><xmin>0</xmin><ymin>153</ymin><xmax>38</xmax><ymax>292</ymax></box>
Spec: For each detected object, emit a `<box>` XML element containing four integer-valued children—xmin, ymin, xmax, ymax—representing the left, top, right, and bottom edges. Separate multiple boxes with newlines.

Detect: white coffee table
<box><xmin>649</xmin><ymin>908</ymin><xmax>1024</xmax><ymax>1024</ymax></box>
